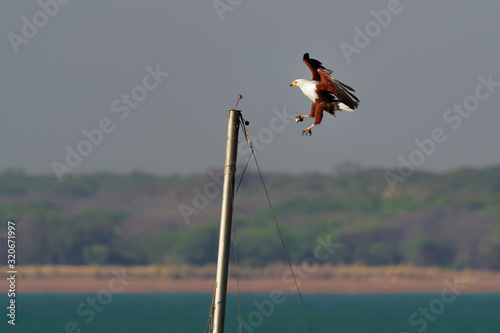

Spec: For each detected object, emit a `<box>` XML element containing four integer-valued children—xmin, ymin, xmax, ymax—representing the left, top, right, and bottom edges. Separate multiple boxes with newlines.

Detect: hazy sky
<box><xmin>2</xmin><ymin>0</ymin><xmax>499</xmax><ymax>177</ymax></box>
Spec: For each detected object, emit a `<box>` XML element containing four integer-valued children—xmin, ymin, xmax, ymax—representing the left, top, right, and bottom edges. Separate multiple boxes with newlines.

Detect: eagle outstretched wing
<box><xmin>302</xmin><ymin>53</ymin><xmax>332</xmax><ymax>81</ymax></box>
<box><xmin>314</xmin><ymin>65</ymin><xmax>359</xmax><ymax>111</ymax></box>
<box><xmin>328</xmin><ymin>75</ymin><xmax>360</xmax><ymax>111</ymax></box>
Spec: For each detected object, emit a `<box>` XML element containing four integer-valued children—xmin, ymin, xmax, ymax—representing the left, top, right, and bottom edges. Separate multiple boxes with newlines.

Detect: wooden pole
<box><xmin>213</xmin><ymin>109</ymin><xmax>240</xmax><ymax>333</ymax></box>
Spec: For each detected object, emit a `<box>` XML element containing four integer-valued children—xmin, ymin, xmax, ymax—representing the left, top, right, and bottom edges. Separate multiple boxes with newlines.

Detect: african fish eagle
<box><xmin>290</xmin><ymin>53</ymin><xmax>360</xmax><ymax>136</ymax></box>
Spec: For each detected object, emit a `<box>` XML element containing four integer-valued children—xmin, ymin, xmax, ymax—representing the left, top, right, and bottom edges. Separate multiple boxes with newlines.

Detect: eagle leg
<box><xmin>302</xmin><ymin>124</ymin><xmax>314</xmax><ymax>136</ymax></box>
<box><xmin>296</xmin><ymin>101</ymin><xmax>317</xmax><ymax>124</ymax></box>
<box><xmin>301</xmin><ymin>104</ymin><xmax>323</xmax><ymax>135</ymax></box>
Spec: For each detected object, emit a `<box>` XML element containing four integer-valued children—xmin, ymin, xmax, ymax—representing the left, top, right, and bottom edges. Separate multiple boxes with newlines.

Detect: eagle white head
<box><xmin>290</xmin><ymin>79</ymin><xmax>318</xmax><ymax>102</ymax></box>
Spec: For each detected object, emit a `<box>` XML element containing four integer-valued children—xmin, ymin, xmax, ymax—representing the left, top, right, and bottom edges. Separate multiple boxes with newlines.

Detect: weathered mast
<box><xmin>212</xmin><ymin>108</ymin><xmax>241</xmax><ymax>333</ymax></box>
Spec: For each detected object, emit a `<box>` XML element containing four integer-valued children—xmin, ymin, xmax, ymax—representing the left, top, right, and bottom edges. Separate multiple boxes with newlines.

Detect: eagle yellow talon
<box><xmin>302</xmin><ymin>129</ymin><xmax>312</xmax><ymax>136</ymax></box>
<box><xmin>295</xmin><ymin>115</ymin><xmax>304</xmax><ymax>123</ymax></box>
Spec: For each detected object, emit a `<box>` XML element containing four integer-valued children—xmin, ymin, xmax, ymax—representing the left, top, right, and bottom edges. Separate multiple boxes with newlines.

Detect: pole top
<box><xmin>233</xmin><ymin>94</ymin><xmax>243</xmax><ymax>110</ymax></box>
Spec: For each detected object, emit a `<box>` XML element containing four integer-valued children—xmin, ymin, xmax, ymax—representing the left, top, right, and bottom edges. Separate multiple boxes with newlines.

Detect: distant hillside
<box><xmin>0</xmin><ymin>166</ymin><xmax>499</xmax><ymax>270</ymax></box>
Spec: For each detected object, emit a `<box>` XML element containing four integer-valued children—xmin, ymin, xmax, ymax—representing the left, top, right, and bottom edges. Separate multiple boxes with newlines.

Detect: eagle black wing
<box><xmin>330</xmin><ymin>77</ymin><xmax>360</xmax><ymax>110</ymax></box>
<box><xmin>302</xmin><ymin>53</ymin><xmax>332</xmax><ymax>81</ymax></box>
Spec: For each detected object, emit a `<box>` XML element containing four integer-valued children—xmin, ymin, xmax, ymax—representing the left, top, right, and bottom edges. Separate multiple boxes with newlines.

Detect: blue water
<box><xmin>1</xmin><ymin>293</ymin><xmax>499</xmax><ymax>332</ymax></box>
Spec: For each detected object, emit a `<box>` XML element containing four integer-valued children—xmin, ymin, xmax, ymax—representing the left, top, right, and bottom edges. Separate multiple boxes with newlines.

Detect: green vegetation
<box><xmin>0</xmin><ymin>166</ymin><xmax>499</xmax><ymax>270</ymax></box>
<box><xmin>402</xmin><ymin>238</ymin><xmax>455</xmax><ymax>266</ymax></box>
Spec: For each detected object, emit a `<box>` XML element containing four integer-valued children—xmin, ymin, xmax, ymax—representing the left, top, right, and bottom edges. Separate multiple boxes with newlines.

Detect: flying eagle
<box><xmin>290</xmin><ymin>53</ymin><xmax>360</xmax><ymax>136</ymax></box>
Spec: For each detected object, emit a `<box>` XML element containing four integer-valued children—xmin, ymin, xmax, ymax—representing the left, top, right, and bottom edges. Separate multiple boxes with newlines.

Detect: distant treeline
<box><xmin>0</xmin><ymin>166</ymin><xmax>499</xmax><ymax>269</ymax></box>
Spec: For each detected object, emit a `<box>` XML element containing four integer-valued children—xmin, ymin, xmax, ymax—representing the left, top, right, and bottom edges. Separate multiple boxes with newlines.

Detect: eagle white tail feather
<box><xmin>338</xmin><ymin>103</ymin><xmax>354</xmax><ymax>112</ymax></box>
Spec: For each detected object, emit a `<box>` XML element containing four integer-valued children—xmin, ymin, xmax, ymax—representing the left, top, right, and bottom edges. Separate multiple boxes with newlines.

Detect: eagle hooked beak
<box><xmin>290</xmin><ymin>81</ymin><xmax>297</xmax><ymax>86</ymax></box>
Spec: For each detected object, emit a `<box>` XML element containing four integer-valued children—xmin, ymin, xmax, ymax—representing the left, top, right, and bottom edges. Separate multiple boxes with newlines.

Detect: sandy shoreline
<box><xmin>2</xmin><ymin>265</ymin><xmax>499</xmax><ymax>294</ymax></box>
<box><xmin>6</xmin><ymin>276</ymin><xmax>500</xmax><ymax>294</ymax></box>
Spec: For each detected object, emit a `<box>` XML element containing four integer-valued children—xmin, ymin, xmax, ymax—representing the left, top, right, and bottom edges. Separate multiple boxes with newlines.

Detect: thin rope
<box><xmin>232</xmin><ymin>128</ymin><xmax>253</xmax><ymax>333</ymax></box>
<box><xmin>235</xmin><ymin>153</ymin><xmax>252</xmax><ymax>195</ymax></box>
<box><xmin>239</xmin><ymin>115</ymin><xmax>314</xmax><ymax>333</ymax></box>
<box><xmin>251</xmin><ymin>150</ymin><xmax>314</xmax><ymax>333</ymax></box>
<box><xmin>203</xmin><ymin>287</ymin><xmax>217</xmax><ymax>333</ymax></box>
<box><xmin>232</xmin><ymin>210</ymin><xmax>242</xmax><ymax>333</ymax></box>
<box><xmin>231</xmin><ymin>180</ymin><xmax>243</xmax><ymax>333</ymax></box>
<box><xmin>203</xmin><ymin>313</ymin><xmax>210</xmax><ymax>333</ymax></box>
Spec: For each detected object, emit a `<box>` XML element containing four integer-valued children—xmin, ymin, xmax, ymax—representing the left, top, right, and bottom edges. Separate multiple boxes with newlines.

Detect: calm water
<box><xmin>1</xmin><ymin>293</ymin><xmax>499</xmax><ymax>332</ymax></box>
